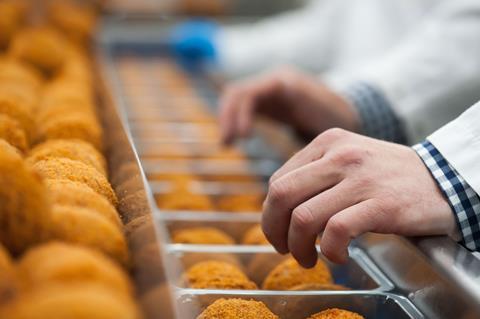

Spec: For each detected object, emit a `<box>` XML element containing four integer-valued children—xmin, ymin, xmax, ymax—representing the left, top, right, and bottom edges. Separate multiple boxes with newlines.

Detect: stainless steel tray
<box><xmin>98</xmin><ymin>19</ymin><xmax>480</xmax><ymax>319</ymax></box>
<box><xmin>175</xmin><ymin>291</ymin><xmax>423</xmax><ymax>319</ymax></box>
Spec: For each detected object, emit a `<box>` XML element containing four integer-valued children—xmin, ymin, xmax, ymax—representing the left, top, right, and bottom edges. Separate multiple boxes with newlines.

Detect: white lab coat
<box><xmin>218</xmin><ymin>0</ymin><xmax>480</xmax><ymax>193</ymax></box>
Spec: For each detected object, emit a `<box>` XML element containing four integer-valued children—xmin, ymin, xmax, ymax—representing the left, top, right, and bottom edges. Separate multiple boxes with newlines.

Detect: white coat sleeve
<box><xmin>325</xmin><ymin>0</ymin><xmax>480</xmax><ymax>143</ymax></box>
<box><xmin>428</xmin><ymin>101</ymin><xmax>480</xmax><ymax>196</ymax></box>
<box><xmin>216</xmin><ymin>0</ymin><xmax>344</xmax><ymax>78</ymax></box>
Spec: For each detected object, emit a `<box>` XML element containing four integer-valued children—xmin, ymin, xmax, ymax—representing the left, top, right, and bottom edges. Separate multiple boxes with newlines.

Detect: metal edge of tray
<box><xmin>165</xmin><ymin>244</ymin><xmax>394</xmax><ymax>292</ymax></box>
<box><xmin>358</xmin><ymin>233</ymin><xmax>480</xmax><ymax>319</ymax></box>
<box><xmin>96</xmin><ymin>37</ymin><xmax>181</xmax><ymax>318</ymax></box>
<box><xmin>173</xmin><ymin>290</ymin><xmax>424</xmax><ymax>319</ymax></box>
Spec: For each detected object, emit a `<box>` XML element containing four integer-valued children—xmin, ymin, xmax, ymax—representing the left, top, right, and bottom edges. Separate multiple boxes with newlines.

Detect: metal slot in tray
<box><xmin>175</xmin><ymin>291</ymin><xmax>422</xmax><ymax>319</ymax></box>
<box><xmin>165</xmin><ymin>246</ymin><xmax>393</xmax><ymax>292</ymax></box>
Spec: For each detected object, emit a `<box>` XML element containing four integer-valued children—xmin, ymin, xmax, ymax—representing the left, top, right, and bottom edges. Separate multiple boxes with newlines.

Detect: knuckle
<box><xmin>329</xmin><ymin>145</ymin><xmax>365</xmax><ymax>167</ymax></box>
<box><xmin>291</xmin><ymin>205</ymin><xmax>315</xmax><ymax>231</ymax></box>
<box><xmin>268</xmin><ymin>179</ymin><xmax>291</xmax><ymax>205</ymax></box>
<box><xmin>326</xmin><ymin>216</ymin><xmax>349</xmax><ymax>238</ymax></box>
<box><xmin>313</xmin><ymin>128</ymin><xmax>347</xmax><ymax>145</ymax></box>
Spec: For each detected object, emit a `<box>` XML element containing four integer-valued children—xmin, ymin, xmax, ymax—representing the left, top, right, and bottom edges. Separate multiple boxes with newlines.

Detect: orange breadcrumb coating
<box><xmin>0</xmin><ymin>1</ymin><xmax>26</xmax><ymax>49</ymax></box>
<box><xmin>197</xmin><ymin>298</ymin><xmax>278</xmax><ymax>319</ymax></box>
<box><xmin>44</xmin><ymin>179</ymin><xmax>122</xmax><ymax>229</ymax></box>
<box><xmin>262</xmin><ymin>257</ymin><xmax>333</xmax><ymax>290</ymax></box>
<box><xmin>216</xmin><ymin>194</ymin><xmax>263</xmax><ymax>213</ymax></box>
<box><xmin>0</xmin><ymin>243</ymin><xmax>16</xmax><ymax>304</ymax></box>
<box><xmin>183</xmin><ymin>261</ymin><xmax>257</xmax><ymax>290</ymax></box>
<box><xmin>35</xmin><ymin>113</ymin><xmax>103</xmax><ymax>151</ymax></box>
<box><xmin>242</xmin><ymin>224</ymin><xmax>269</xmax><ymax>245</ymax></box>
<box><xmin>0</xmin><ymin>140</ymin><xmax>50</xmax><ymax>254</ymax></box>
<box><xmin>28</xmin><ymin>139</ymin><xmax>107</xmax><ymax>176</ymax></box>
<box><xmin>36</xmin><ymin>101</ymin><xmax>96</xmax><ymax>125</ymax></box>
<box><xmin>0</xmin><ymin>283</ymin><xmax>141</xmax><ymax>319</ymax></box>
<box><xmin>172</xmin><ymin>227</ymin><xmax>235</xmax><ymax>245</ymax></box>
<box><xmin>307</xmin><ymin>308</ymin><xmax>365</xmax><ymax>319</ymax></box>
<box><xmin>156</xmin><ymin>191</ymin><xmax>214</xmax><ymax>211</ymax></box>
<box><xmin>31</xmin><ymin>158</ymin><xmax>117</xmax><ymax>206</ymax></box>
<box><xmin>9</xmin><ymin>27</ymin><xmax>68</xmax><ymax>74</ymax></box>
<box><xmin>0</xmin><ymin>114</ymin><xmax>28</xmax><ymax>153</ymax></box>
<box><xmin>0</xmin><ymin>93</ymin><xmax>35</xmax><ymax>143</ymax></box>
<box><xmin>0</xmin><ymin>58</ymin><xmax>42</xmax><ymax>91</ymax></box>
<box><xmin>18</xmin><ymin>242</ymin><xmax>132</xmax><ymax>297</ymax></box>
<box><xmin>47</xmin><ymin>205</ymin><xmax>129</xmax><ymax>266</ymax></box>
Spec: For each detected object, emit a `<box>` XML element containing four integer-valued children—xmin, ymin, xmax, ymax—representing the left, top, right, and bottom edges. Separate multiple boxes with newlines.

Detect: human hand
<box><xmin>261</xmin><ymin>128</ymin><xmax>460</xmax><ymax>266</ymax></box>
<box><xmin>218</xmin><ymin>68</ymin><xmax>360</xmax><ymax>144</ymax></box>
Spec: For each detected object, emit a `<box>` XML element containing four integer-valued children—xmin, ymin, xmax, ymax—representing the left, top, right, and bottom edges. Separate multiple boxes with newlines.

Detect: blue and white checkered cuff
<box><xmin>414</xmin><ymin>141</ymin><xmax>480</xmax><ymax>251</ymax></box>
<box><xmin>342</xmin><ymin>82</ymin><xmax>407</xmax><ymax>144</ymax></box>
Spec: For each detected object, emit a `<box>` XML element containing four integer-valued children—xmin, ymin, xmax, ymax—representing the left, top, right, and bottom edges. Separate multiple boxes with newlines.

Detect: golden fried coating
<box><xmin>172</xmin><ymin>227</ymin><xmax>235</xmax><ymax>245</ymax></box>
<box><xmin>9</xmin><ymin>27</ymin><xmax>68</xmax><ymax>74</ymax></box>
<box><xmin>156</xmin><ymin>191</ymin><xmax>214</xmax><ymax>212</ymax></box>
<box><xmin>307</xmin><ymin>308</ymin><xmax>364</xmax><ymax>319</ymax></box>
<box><xmin>289</xmin><ymin>283</ymin><xmax>349</xmax><ymax>291</ymax></box>
<box><xmin>44</xmin><ymin>179</ymin><xmax>122</xmax><ymax>229</ymax></box>
<box><xmin>183</xmin><ymin>261</ymin><xmax>257</xmax><ymax>290</ymax></box>
<box><xmin>18</xmin><ymin>242</ymin><xmax>132</xmax><ymax>297</ymax></box>
<box><xmin>41</xmin><ymin>79</ymin><xmax>93</xmax><ymax>107</ymax></box>
<box><xmin>242</xmin><ymin>224</ymin><xmax>269</xmax><ymax>245</ymax></box>
<box><xmin>0</xmin><ymin>58</ymin><xmax>43</xmax><ymax>91</ymax></box>
<box><xmin>216</xmin><ymin>194</ymin><xmax>263</xmax><ymax>213</ymax></box>
<box><xmin>0</xmin><ymin>2</ymin><xmax>26</xmax><ymax>49</ymax></box>
<box><xmin>28</xmin><ymin>139</ymin><xmax>107</xmax><ymax>176</ymax></box>
<box><xmin>47</xmin><ymin>205</ymin><xmax>129</xmax><ymax>266</ymax></box>
<box><xmin>262</xmin><ymin>257</ymin><xmax>333</xmax><ymax>290</ymax></box>
<box><xmin>0</xmin><ymin>140</ymin><xmax>50</xmax><ymax>254</ymax></box>
<box><xmin>0</xmin><ymin>243</ymin><xmax>17</xmax><ymax>304</ymax></box>
<box><xmin>197</xmin><ymin>298</ymin><xmax>279</xmax><ymax>319</ymax></box>
<box><xmin>31</xmin><ymin>158</ymin><xmax>117</xmax><ymax>206</ymax></box>
<box><xmin>0</xmin><ymin>114</ymin><xmax>28</xmax><ymax>153</ymax></box>
<box><xmin>36</xmin><ymin>101</ymin><xmax>97</xmax><ymax>125</ymax></box>
<box><xmin>47</xmin><ymin>1</ymin><xmax>98</xmax><ymax>45</ymax></box>
<box><xmin>1</xmin><ymin>283</ymin><xmax>141</xmax><ymax>319</ymax></box>
<box><xmin>35</xmin><ymin>113</ymin><xmax>103</xmax><ymax>150</ymax></box>
<box><xmin>0</xmin><ymin>93</ymin><xmax>35</xmax><ymax>142</ymax></box>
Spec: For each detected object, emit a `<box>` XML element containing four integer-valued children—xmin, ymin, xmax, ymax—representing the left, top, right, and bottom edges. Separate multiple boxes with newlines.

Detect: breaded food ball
<box><xmin>0</xmin><ymin>58</ymin><xmax>43</xmax><ymax>91</ymax></box>
<box><xmin>41</xmin><ymin>79</ymin><xmax>93</xmax><ymax>107</ymax></box>
<box><xmin>31</xmin><ymin>158</ymin><xmax>117</xmax><ymax>206</ymax></box>
<box><xmin>44</xmin><ymin>179</ymin><xmax>121</xmax><ymax>229</ymax></box>
<box><xmin>0</xmin><ymin>93</ymin><xmax>35</xmax><ymax>142</ymax></box>
<box><xmin>0</xmin><ymin>283</ymin><xmax>141</xmax><ymax>319</ymax></box>
<box><xmin>28</xmin><ymin>139</ymin><xmax>107</xmax><ymax>176</ymax></box>
<box><xmin>47</xmin><ymin>1</ymin><xmax>98</xmax><ymax>45</ymax></box>
<box><xmin>307</xmin><ymin>308</ymin><xmax>364</xmax><ymax>319</ymax></box>
<box><xmin>17</xmin><ymin>242</ymin><xmax>132</xmax><ymax>297</ymax></box>
<box><xmin>156</xmin><ymin>191</ymin><xmax>214</xmax><ymax>211</ymax></box>
<box><xmin>216</xmin><ymin>194</ymin><xmax>263</xmax><ymax>213</ymax></box>
<box><xmin>0</xmin><ymin>140</ymin><xmax>50</xmax><ymax>254</ymax></box>
<box><xmin>172</xmin><ymin>227</ymin><xmax>235</xmax><ymax>245</ymax></box>
<box><xmin>183</xmin><ymin>261</ymin><xmax>257</xmax><ymax>290</ymax></box>
<box><xmin>197</xmin><ymin>298</ymin><xmax>278</xmax><ymax>319</ymax></box>
<box><xmin>36</xmin><ymin>102</ymin><xmax>97</xmax><ymax>125</ymax></box>
<box><xmin>35</xmin><ymin>113</ymin><xmax>103</xmax><ymax>150</ymax></box>
<box><xmin>262</xmin><ymin>257</ymin><xmax>333</xmax><ymax>290</ymax></box>
<box><xmin>0</xmin><ymin>114</ymin><xmax>28</xmax><ymax>153</ymax></box>
<box><xmin>47</xmin><ymin>205</ymin><xmax>129</xmax><ymax>266</ymax></box>
<box><xmin>0</xmin><ymin>2</ymin><xmax>26</xmax><ymax>49</ymax></box>
<box><xmin>0</xmin><ymin>243</ymin><xmax>17</xmax><ymax>304</ymax></box>
<box><xmin>9</xmin><ymin>27</ymin><xmax>68</xmax><ymax>74</ymax></box>
<box><xmin>242</xmin><ymin>224</ymin><xmax>269</xmax><ymax>245</ymax></box>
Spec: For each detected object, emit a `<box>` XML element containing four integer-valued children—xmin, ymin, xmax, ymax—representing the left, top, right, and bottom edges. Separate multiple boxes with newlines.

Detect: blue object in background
<box><xmin>171</xmin><ymin>20</ymin><xmax>219</xmax><ymax>71</ymax></box>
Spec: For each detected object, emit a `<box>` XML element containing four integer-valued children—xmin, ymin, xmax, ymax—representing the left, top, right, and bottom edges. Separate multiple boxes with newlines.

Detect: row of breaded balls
<box><xmin>0</xmin><ymin>27</ymin><xmax>141</xmax><ymax>318</ymax></box>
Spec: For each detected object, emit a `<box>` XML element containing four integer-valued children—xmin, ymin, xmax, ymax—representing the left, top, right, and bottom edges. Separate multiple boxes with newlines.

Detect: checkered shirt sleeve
<box><xmin>342</xmin><ymin>82</ymin><xmax>407</xmax><ymax>144</ymax></box>
<box><xmin>414</xmin><ymin>140</ymin><xmax>480</xmax><ymax>251</ymax></box>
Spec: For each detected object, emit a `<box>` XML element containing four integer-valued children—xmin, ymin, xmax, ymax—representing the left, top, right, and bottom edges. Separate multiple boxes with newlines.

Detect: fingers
<box><xmin>269</xmin><ymin>128</ymin><xmax>349</xmax><ymax>184</ymax></box>
<box><xmin>287</xmin><ymin>180</ymin><xmax>359</xmax><ymax>268</ymax></box>
<box><xmin>262</xmin><ymin>157</ymin><xmax>344</xmax><ymax>254</ymax></box>
<box><xmin>218</xmin><ymin>74</ymin><xmax>284</xmax><ymax>144</ymax></box>
<box><xmin>320</xmin><ymin>199</ymin><xmax>384</xmax><ymax>264</ymax></box>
